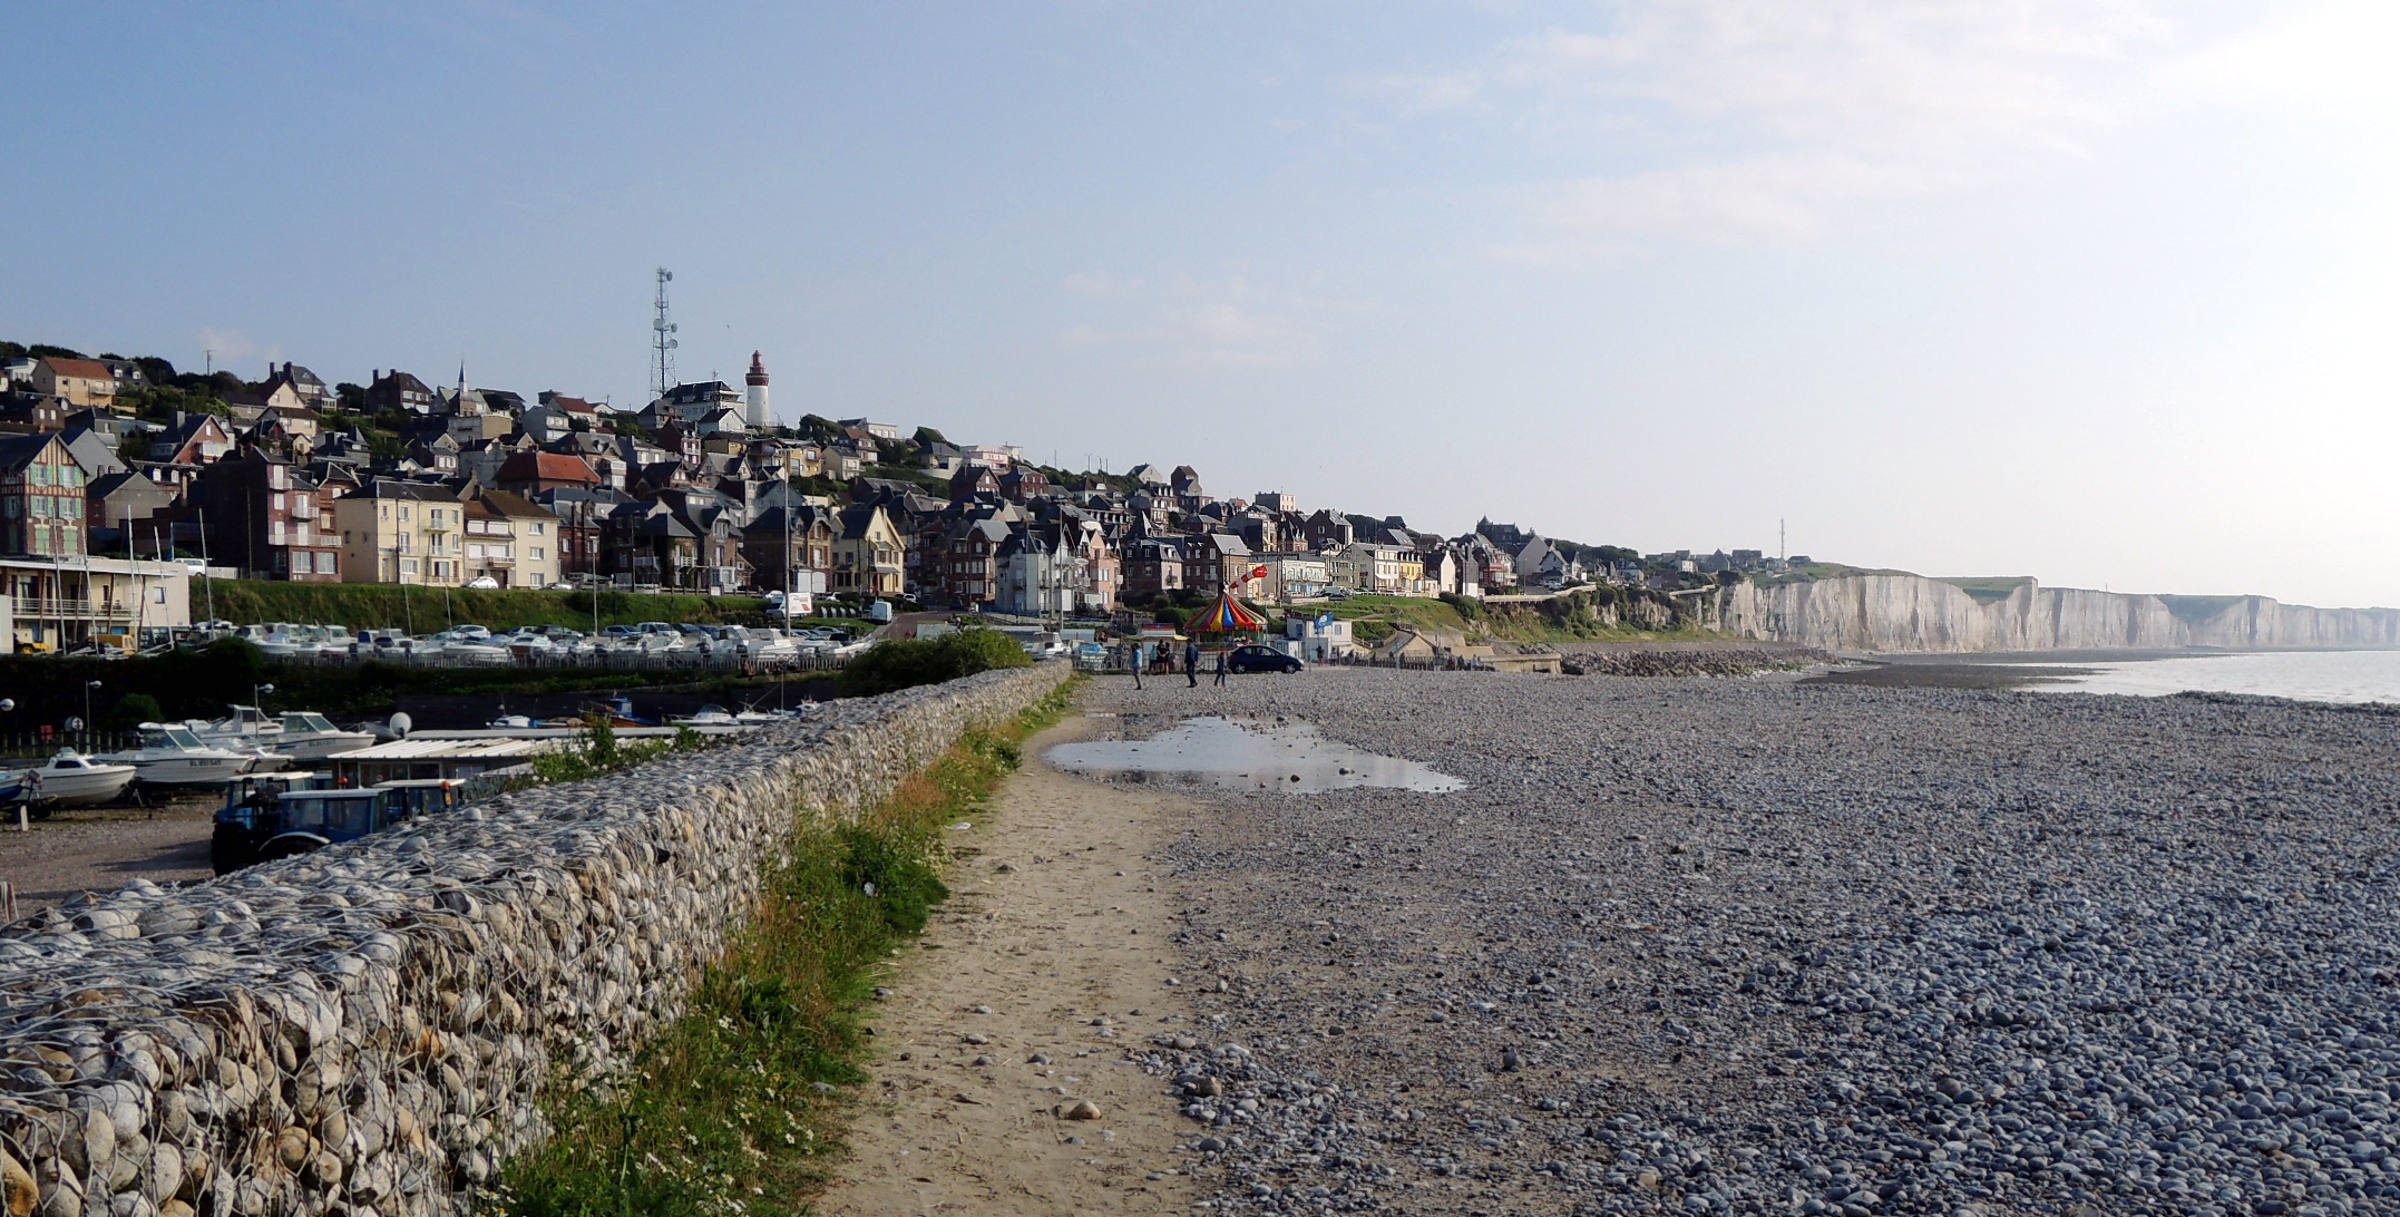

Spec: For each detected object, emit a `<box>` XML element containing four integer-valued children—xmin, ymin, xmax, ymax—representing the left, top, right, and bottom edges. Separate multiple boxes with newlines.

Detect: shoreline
<box><xmin>1044</xmin><ymin>668</ymin><xmax>2400</xmax><ymax>1215</ymax></box>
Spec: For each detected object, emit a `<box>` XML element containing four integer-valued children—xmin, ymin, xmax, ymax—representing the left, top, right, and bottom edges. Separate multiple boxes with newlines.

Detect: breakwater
<box><xmin>0</xmin><ymin>662</ymin><xmax>1071</xmax><ymax>1217</ymax></box>
<box><xmin>1705</xmin><ymin>574</ymin><xmax>2400</xmax><ymax>653</ymax></box>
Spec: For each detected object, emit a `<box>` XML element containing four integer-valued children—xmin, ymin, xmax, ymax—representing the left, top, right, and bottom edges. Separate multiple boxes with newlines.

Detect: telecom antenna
<box><xmin>651</xmin><ymin>267</ymin><xmax>680</xmax><ymax>399</ymax></box>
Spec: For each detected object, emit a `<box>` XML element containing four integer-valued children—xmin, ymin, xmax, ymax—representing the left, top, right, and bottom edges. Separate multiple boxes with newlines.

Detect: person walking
<box><xmin>1185</xmin><ymin>638</ymin><xmax>1200</xmax><ymax>688</ymax></box>
<box><xmin>1131</xmin><ymin>642</ymin><xmax>1146</xmax><ymax>690</ymax></box>
<box><xmin>1213</xmin><ymin>645</ymin><xmax>1229</xmax><ymax>686</ymax></box>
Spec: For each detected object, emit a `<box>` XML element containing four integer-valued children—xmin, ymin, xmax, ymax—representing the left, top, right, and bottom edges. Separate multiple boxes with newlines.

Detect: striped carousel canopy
<box><xmin>1185</xmin><ymin>590</ymin><xmax>1268</xmax><ymax>633</ymax></box>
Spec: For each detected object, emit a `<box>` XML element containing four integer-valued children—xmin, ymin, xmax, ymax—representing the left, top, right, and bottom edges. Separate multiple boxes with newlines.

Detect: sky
<box><xmin>4</xmin><ymin>1</ymin><xmax>2394</xmax><ymax>607</ymax></box>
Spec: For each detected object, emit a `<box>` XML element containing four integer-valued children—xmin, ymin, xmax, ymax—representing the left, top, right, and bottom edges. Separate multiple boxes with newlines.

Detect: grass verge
<box><xmin>484</xmin><ymin>675</ymin><xmax>1080</xmax><ymax>1217</ymax></box>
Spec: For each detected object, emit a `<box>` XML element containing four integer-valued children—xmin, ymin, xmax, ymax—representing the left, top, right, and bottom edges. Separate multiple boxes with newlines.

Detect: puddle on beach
<box><xmin>1048</xmin><ymin>716</ymin><xmax>1464</xmax><ymax>794</ymax></box>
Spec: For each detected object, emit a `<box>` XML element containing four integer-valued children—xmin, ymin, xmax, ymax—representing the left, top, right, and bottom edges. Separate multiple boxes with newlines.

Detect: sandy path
<box><xmin>817</xmin><ymin>711</ymin><xmax>1203</xmax><ymax>1216</ymax></box>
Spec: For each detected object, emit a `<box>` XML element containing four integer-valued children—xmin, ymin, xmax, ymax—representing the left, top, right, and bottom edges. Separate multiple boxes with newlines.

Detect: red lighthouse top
<box><xmin>746</xmin><ymin>351</ymin><xmax>769</xmax><ymax>385</ymax></box>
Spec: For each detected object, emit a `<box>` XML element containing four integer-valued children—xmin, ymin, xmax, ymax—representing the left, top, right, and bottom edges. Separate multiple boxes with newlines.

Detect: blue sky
<box><xmin>6</xmin><ymin>1</ymin><xmax>2394</xmax><ymax>606</ymax></box>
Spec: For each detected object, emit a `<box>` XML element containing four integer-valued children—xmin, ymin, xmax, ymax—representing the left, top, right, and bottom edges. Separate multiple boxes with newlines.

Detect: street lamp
<box><xmin>83</xmin><ymin>681</ymin><xmax>100</xmax><ymax>739</ymax></box>
<box><xmin>254</xmin><ymin>681</ymin><xmax>275</xmax><ymax>711</ymax></box>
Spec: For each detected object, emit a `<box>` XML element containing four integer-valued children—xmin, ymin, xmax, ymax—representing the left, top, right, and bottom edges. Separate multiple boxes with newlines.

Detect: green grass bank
<box><xmin>485</xmin><ymin>677</ymin><xmax>1078</xmax><ymax>1217</ymax></box>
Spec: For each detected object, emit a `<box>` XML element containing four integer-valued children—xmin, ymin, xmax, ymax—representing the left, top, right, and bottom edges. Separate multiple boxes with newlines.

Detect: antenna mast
<box><xmin>651</xmin><ymin>267</ymin><xmax>679</xmax><ymax>399</ymax></box>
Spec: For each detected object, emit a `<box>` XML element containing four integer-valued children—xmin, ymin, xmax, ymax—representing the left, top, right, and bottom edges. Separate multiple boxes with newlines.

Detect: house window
<box><xmin>317</xmin><ymin>551</ymin><xmax>337</xmax><ymax>574</ymax></box>
<box><xmin>401</xmin><ymin>558</ymin><xmax>419</xmax><ymax>574</ymax></box>
<box><xmin>530</xmin><ymin>522</ymin><xmax>544</xmax><ymax>535</ymax></box>
<box><xmin>531</xmin><ymin>547</ymin><xmax>544</xmax><ymax>560</ymax></box>
<box><xmin>399</xmin><ymin>505</ymin><xmax>410</xmax><ymax>521</ymax></box>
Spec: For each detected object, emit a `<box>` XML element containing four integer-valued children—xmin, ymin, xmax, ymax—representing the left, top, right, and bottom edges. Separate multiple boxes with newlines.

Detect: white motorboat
<box><xmin>97</xmin><ymin>724</ymin><xmax>258</xmax><ymax>786</ymax></box>
<box><xmin>187</xmin><ymin>705</ymin><xmax>282</xmax><ymax>748</ymax></box>
<box><xmin>271</xmin><ymin>712</ymin><xmax>379</xmax><ymax>761</ymax></box>
<box><xmin>14</xmin><ymin>750</ymin><xmax>138</xmax><ymax>807</ymax></box>
<box><xmin>670</xmin><ymin>704</ymin><xmax>738</xmax><ymax>727</ymax></box>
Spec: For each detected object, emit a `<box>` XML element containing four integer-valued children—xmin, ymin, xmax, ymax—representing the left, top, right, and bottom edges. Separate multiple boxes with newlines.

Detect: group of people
<box><xmin>1127</xmin><ymin>639</ymin><xmax>1228</xmax><ymax>689</ymax></box>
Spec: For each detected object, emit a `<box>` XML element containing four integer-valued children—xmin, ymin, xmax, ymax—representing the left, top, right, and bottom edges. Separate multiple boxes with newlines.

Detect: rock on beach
<box><xmin>1086</xmin><ymin>668</ymin><xmax>2400</xmax><ymax>1216</ymax></box>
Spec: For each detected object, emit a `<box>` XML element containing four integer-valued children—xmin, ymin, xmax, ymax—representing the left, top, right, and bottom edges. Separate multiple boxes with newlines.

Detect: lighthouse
<box><xmin>745</xmin><ymin>350</ymin><xmax>771</xmax><ymax>431</ymax></box>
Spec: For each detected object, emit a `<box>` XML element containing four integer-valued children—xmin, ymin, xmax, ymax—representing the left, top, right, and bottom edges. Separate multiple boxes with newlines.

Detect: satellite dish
<box><xmin>389</xmin><ymin>712</ymin><xmax>413</xmax><ymax>738</ymax></box>
<box><xmin>64</xmin><ymin>717</ymin><xmax>84</xmax><ymax>732</ymax></box>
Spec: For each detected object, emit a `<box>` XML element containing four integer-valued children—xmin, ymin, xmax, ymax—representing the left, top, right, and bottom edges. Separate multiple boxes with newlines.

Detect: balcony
<box><xmin>12</xmin><ymin>597</ymin><xmax>135</xmax><ymax>622</ymax></box>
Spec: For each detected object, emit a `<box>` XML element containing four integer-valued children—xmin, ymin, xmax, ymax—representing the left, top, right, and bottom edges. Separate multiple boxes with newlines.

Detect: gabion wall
<box><xmin>0</xmin><ymin>663</ymin><xmax>1069</xmax><ymax>1217</ymax></box>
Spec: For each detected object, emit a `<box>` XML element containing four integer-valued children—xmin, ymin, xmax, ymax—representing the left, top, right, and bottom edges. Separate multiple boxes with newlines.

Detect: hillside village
<box><xmin>0</xmin><ymin>341</ymin><xmax>1801</xmax><ymax>625</ymax></box>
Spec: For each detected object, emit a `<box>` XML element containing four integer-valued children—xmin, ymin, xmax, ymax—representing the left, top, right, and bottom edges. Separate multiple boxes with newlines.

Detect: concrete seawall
<box><xmin>0</xmin><ymin>662</ymin><xmax>1071</xmax><ymax>1217</ymax></box>
<box><xmin>1704</xmin><ymin>574</ymin><xmax>2400</xmax><ymax>653</ymax></box>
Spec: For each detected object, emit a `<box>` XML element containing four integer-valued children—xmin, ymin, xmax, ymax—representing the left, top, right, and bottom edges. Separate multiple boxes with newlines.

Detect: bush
<box><xmin>837</xmin><ymin>627</ymin><xmax>1034</xmax><ymax>697</ymax></box>
<box><xmin>99</xmin><ymin>693</ymin><xmax>164</xmax><ymax>732</ymax></box>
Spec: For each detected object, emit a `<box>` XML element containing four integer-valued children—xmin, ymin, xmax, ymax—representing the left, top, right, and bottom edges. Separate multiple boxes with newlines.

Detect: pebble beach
<box><xmin>1073</xmin><ymin>669</ymin><xmax>2400</xmax><ymax>1216</ymax></box>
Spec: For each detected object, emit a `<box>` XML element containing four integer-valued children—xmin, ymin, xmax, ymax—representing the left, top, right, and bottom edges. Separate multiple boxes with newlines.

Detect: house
<box><xmin>149</xmin><ymin>412</ymin><xmax>235</xmax><ymax>465</ymax></box>
<box><xmin>935</xmin><ymin>516</ymin><xmax>1014</xmax><ymax>608</ymax></box>
<box><xmin>60</xmin><ymin>428</ymin><xmax>127</xmax><ymax>480</ymax></box>
<box><xmin>62</xmin><ymin>408</ymin><xmax>133</xmax><ymax>450</ymax></box>
<box><xmin>334</xmin><ymin>480</ymin><xmax>467</xmax><ymax>585</ymax></box>
<box><xmin>460</xmin><ymin>489</ymin><xmax>561</xmax><ymax>589</ymax></box>
<box><xmin>1181</xmin><ymin>533</ymin><xmax>1259</xmax><ymax>598</ymax></box>
<box><xmin>0</xmin><ymin>432</ymin><xmax>90</xmax><ymax>558</ymax></box>
<box><xmin>28</xmin><ymin>358</ymin><xmax>117</xmax><ymax>409</ymax></box>
<box><xmin>260</xmin><ymin>362</ymin><xmax>333</xmax><ymax>409</ymax></box>
<box><xmin>493</xmin><ymin>450</ymin><xmax>601</xmax><ymax>496</ymax></box>
<box><xmin>651</xmin><ymin>381</ymin><xmax>745</xmax><ymax>427</ymax></box>
<box><xmin>1119</xmin><ymin>537</ymin><xmax>1185</xmax><ymax>603</ymax></box>
<box><xmin>948</xmin><ymin>464</ymin><xmax>1000</xmax><ymax>502</ymax></box>
<box><xmin>995</xmin><ymin>528</ymin><xmax>1076</xmax><ymax>618</ymax></box>
<box><xmin>740</xmin><ymin>504</ymin><xmax>835</xmax><ymax>597</ymax></box>
<box><xmin>86</xmin><ymin>471</ymin><xmax>175</xmax><ymax>555</ymax></box>
<box><xmin>1285</xmin><ymin>612</ymin><xmax>1355</xmax><ymax>661</ymax></box>
<box><xmin>832</xmin><ymin>504</ymin><xmax>905</xmax><ymax>598</ymax></box>
<box><xmin>837</xmin><ymin>418</ymin><xmax>903</xmax><ymax>442</ymax></box>
<box><xmin>191</xmin><ymin>451</ymin><xmax>342</xmax><ymax>581</ymax></box>
<box><xmin>1329</xmin><ymin>541</ymin><xmax>1404</xmax><ymax>593</ymax></box>
<box><xmin>1</xmin><ymin>554</ymin><xmax>192</xmax><ymax>653</ymax></box>
<box><xmin>1263</xmin><ymin>552</ymin><xmax>1331</xmax><ymax>602</ymax></box>
<box><xmin>997</xmin><ymin>466</ymin><xmax>1054</xmax><ymax>502</ymax></box>
<box><xmin>0</xmin><ymin>393</ymin><xmax>66</xmax><ymax>434</ymax></box>
<box><xmin>366</xmin><ymin>369</ymin><xmax>437</xmax><ymax>415</ymax></box>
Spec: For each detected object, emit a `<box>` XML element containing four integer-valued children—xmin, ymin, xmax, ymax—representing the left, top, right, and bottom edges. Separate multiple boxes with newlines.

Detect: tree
<box><xmin>334</xmin><ymin>382</ymin><xmax>368</xmax><ymax>413</ymax></box>
<box><xmin>913</xmin><ymin>425</ymin><xmax>948</xmax><ymax>446</ymax></box>
<box><xmin>0</xmin><ymin>341</ymin><xmax>24</xmax><ymax>360</ymax></box>
<box><xmin>27</xmin><ymin>343</ymin><xmax>87</xmax><ymax>360</ymax></box>
<box><xmin>99</xmin><ymin>693</ymin><xmax>164</xmax><ymax>733</ymax></box>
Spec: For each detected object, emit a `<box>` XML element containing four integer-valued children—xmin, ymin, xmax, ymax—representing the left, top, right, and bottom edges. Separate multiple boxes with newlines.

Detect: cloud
<box><xmin>196</xmin><ymin>326</ymin><xmax>278</xmax><ymax>370</ymax></box>
<box><xmin>1368</xmin><ymin>0</ymin><xmax>2181</xmax><ymax>256</ymax></box>
<box><xmin>1062</xmin><ymin>271</ymin><xmax>1141</xmax><ymax>299</ymax></box>
<box><xmin>1058</xmin><ymin>271</ymin><xmax>1320</xmax><ymax>369</ymax></box>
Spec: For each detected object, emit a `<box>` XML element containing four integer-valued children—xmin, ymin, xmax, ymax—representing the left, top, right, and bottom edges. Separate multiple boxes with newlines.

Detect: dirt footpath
<box><xmin>817</xmin><ymin>713</ymin><xmax>1203</xmax><ymax>1216</ymax></box>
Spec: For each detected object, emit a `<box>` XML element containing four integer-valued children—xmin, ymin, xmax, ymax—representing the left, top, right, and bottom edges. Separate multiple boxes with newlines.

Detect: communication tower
<box><xmin>651</xmin><ymin>267</ymin><xmax>679</xmax><ymax>399</ymax></box>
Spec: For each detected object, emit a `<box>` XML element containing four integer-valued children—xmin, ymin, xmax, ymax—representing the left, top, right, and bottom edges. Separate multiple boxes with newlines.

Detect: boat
<box><xmin>97</xmin><ymin>724</ymin><xmax>259</xmax><ymax>786</ymax></box>
<box><xmin>670</xmin><ymin>704</ymin><xmax>738</xmax><ymax>727</ymax></box>
<box><xmin>12</xmin><ymin>751</ymin><xmax>140</xmax><ymax>809</ymax></box>
<box><xmin>271</xmin><ymin>711</ymin><xmax>378</xmax><ymax>761</ymax></box>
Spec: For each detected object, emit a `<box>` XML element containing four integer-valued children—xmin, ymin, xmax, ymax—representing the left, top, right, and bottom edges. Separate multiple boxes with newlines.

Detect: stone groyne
<box><xmin>1704</xmin><ymin>574</ymin><xmax>2400</xmax><ymax>653</ymax></box>
<box><xmin>0</xmin><ymin>662</ymin><xmax>1071</xmax><ymax>1217</ymax></box>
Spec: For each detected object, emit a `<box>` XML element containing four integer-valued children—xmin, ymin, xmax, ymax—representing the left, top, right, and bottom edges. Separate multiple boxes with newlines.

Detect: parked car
<box><xmin>1226</xmin><ymin>644</ymin><xmax>1303</xmax><ymax>674</ymax></box>
<box><xmin>465</xmin><ymin>576</ymin><xmax>501</xmax><ymax>589</ymax></box>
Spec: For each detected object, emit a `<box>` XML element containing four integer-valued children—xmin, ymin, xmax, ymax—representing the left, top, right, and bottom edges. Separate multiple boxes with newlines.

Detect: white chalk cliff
<box><xmin>1703</xmin><ymin>574</ymin><xmax>2400</xmax><ymax>654</ymax></box>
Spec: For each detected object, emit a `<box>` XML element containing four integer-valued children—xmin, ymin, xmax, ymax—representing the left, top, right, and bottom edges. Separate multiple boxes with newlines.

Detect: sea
<box><xmin>2016</xmin><ymin>649</ymin><xmax>2400</xmax><ymax>706</ymax></box>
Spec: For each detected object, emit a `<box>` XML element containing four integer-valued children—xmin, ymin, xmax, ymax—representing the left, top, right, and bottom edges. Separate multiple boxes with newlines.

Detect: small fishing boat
<box><xmin>97</xmin><ymin>724</ymin><xmax>258</xmax><ymax>786</ymax></box>
<box><xmin>13</xmin><ymin>751</ymin><xmax>140</xmax><ymax>808</ymax></box>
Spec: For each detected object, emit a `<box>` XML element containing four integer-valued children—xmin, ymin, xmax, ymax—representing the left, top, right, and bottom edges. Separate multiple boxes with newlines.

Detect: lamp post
<box><xmin>82</xmin><ymin>681</ymin><xmax>100</xmax><ymax>745</ymax></box>
<box><xmin>254</xmin><ymin>682</ymin><xmax>275</xmax><ymax>712</ymax></box>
